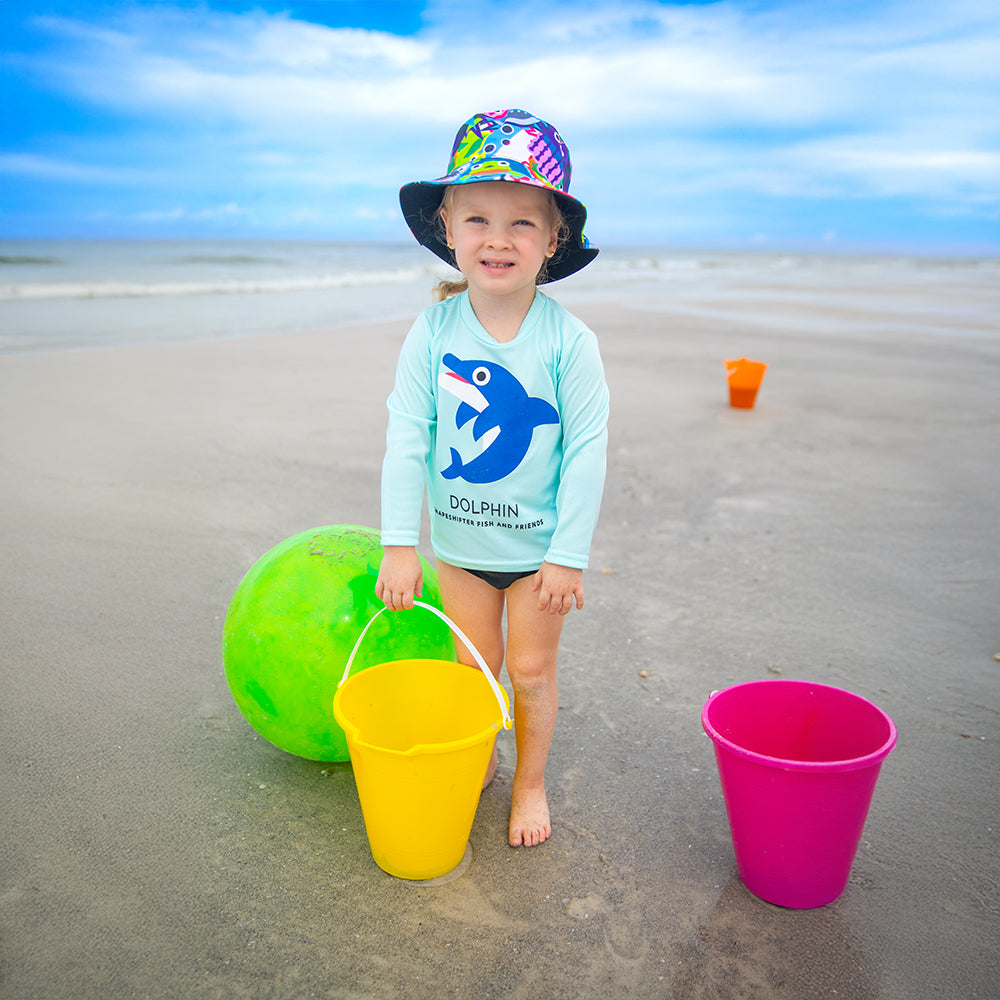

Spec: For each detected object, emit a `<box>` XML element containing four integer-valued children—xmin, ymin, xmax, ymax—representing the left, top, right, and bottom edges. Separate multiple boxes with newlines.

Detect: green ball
<box><xmin>222</xmin><ymin>525</ymin><xmax>454</xmax><ymax>761</ymax></box>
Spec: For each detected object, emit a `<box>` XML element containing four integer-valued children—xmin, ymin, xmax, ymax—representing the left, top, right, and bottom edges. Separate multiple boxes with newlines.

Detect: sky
<box><xmin>1</xmin><ymin>0</ymin><xmax>998</xmax><ymax>253</ymax></box>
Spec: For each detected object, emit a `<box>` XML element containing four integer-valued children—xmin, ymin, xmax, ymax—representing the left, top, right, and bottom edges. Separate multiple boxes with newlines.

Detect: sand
<box><xmin>2</xmin><ymin>279</ymin><xmax>999</xmax><ymax>999</ymax></box>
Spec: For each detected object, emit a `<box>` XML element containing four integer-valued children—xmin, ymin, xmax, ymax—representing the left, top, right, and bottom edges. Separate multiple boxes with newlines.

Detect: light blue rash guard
<box><xmin>381</xmin><ymin>290</ymin><xmax>608</xmax><ymax>572</ymax></box>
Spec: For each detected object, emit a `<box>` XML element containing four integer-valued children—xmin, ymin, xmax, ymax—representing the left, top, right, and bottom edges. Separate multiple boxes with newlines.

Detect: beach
<box><xmin>2</xmin><ymin>249</ymin><xmax>999</xmax><ymax>998</ymax></box>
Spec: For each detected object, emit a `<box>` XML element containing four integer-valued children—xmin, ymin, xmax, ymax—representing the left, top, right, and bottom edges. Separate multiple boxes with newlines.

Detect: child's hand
<box><xmin>531</xmin><ymin>561</ymin><xmax>584</xmax><ymax>615</ymax></box>
<box><xmin>376</xmin><ymin>546</ymin><xmax>423</xmax><ymax>611</ymax></box>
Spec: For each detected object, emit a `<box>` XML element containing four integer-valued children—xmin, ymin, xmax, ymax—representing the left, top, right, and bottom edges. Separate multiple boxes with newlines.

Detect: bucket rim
<box><xmin>724</xmin><ymin>356</ymin><xmax>767</xmax><ymax>379</ymax></box>
<box><xmin>339</xmin><ymin>600</ymin><xmax>512</xmax><ymax>731</ymax></box>
<box><xmin>701</xmin><ymin>678</ymin><xmax>897</xmax><ymax>773</ymax></box>
<box><xmin>333</xmin><ymin>658</ymin><xmax>510</xmax><ymax>759</ymax></box>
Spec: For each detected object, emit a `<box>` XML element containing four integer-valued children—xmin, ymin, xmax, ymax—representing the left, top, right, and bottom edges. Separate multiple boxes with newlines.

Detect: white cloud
<box><xmin>8</xmin><ymin>0</ymin><xmax>1000</xmax><ymax>245</ymax></box>
<box><xmin>0</xmin><ymin>152</ymin><xmax>146</xmax><ymax>185</ymax></box>
<box><xmin>25</xmin><ymin>0</ymin><xmax>993</xmax><ymax>134</ymax></box>
<box><xmin>134</xmin><ymin>202</ymin><xmax>248</xmax><ymax>224</ymax></box>
<box><xmin>28</xmin><ymin>9</ymin><xmax>434</xmax><ymax>123</ymax></box>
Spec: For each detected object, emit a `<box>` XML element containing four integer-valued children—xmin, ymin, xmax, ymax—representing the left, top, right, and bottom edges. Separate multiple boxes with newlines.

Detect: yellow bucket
<box><xmin>333</xmin><ymin>601</ymin><xmax>512</xmax><ymax>880</ymax></box>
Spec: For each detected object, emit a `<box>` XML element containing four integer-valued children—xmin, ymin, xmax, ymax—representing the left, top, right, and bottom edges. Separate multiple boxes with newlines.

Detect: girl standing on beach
<box><xmin>376</xmin><ymin>109</ymin><xmax>608</xmax><ymax>847</ymax></box>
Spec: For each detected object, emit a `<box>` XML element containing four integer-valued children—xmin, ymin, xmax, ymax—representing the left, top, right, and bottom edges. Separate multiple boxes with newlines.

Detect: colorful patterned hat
<box><xmin>400</xmin><ymin>109</ymin><xmax>599</xmax><ymax>283</ymax></box>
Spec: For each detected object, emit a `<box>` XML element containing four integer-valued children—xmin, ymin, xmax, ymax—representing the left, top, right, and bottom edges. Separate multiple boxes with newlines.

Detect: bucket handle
<box><xmin>339</xmin><ymin>600</ymin><xmax>513</xmax><ymax>730</ymax></box>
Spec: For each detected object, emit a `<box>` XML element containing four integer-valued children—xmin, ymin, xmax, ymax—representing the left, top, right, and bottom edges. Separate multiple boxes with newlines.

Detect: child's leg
<box><xmin>435</xmin><ymin>560</ymin><xmax>506</xmax><ymax>787</ymax></box>
<box><xmin>503</xmin><ymin>577</ymin><xmax>565</xmax><ymax>847</ymax></box>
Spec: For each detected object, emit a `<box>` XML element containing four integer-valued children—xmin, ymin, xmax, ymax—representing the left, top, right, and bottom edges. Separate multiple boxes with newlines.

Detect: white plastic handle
<box><xmin>339</xmin><ymin>600</ymin><xmax>513</xmax><ymax>730</ymax></box>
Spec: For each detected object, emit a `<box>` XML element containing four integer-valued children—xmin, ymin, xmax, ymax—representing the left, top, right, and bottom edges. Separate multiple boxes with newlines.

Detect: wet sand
<box><xmin>2</xmin><ymin>281</ymin><xmax>999</xmax><ymax>998</ymax></box>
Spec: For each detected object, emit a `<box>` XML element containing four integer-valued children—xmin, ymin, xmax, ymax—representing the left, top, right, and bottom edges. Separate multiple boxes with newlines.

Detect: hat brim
<box><xmin>399</xmin><ymin>175</ymin><xmax>599</xmax><ymax>283</ymax></box>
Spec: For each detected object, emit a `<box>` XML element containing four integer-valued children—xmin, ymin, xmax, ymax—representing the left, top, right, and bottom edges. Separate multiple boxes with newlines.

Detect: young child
<box><xmin>376</xmin><ymin>109</ymin><xmax>608</xmax><ymax>847</ymax></box>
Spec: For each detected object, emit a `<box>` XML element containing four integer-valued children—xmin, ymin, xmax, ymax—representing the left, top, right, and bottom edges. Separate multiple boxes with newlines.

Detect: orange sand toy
<box><xmin>724</xmin><ymin>357</ymin><xmax>768</xmax><ymax>409</ymax></box>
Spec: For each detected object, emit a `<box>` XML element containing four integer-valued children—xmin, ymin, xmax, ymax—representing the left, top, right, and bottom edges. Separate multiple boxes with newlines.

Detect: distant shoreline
<box><xmin>2</xmin><ymin>240</ymin><xmax>997</xmax><ymax>355</ymax></box>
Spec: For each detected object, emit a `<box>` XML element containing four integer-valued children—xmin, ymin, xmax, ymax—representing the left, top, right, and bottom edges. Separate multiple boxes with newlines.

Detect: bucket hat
<box><xmin>400</xmin><ymin>109</ymin><xmax>598</xmax><ymax>283</ymax></box>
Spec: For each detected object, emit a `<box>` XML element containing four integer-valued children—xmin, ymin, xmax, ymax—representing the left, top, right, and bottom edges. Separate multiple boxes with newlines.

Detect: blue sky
<box><xmin>2</xmin><ymin>0</ymin><xmax>998</xmax><ymax>252</ymax></box>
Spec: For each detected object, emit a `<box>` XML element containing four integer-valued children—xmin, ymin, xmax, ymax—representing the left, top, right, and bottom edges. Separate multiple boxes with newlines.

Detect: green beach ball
<box><xmin>222</xmin><ymin>524</ymin><xmax>455</xmax><ymax>761</ymax></box>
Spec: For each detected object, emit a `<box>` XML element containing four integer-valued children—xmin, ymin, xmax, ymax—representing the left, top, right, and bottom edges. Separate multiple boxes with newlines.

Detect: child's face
<box><xmin>443</xmin><ymin>182</ymin><xmax>560</xmax><ymax>304</ymax></box>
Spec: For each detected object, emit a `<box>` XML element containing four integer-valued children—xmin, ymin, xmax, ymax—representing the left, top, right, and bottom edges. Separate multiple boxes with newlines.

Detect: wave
<box><xmin>0</xmin><ymin>255</ymin><xmax>63</xmax><ymax>266</ymax></box>
<box><xmin>169</xmin><ymin>254</ymin><xmax>288</xmax><ymax>265</ymax></box>
<box><xmin>0</xmin><ymin>265</ymin><xmax>438</xmax><ymax>302</ymax></box>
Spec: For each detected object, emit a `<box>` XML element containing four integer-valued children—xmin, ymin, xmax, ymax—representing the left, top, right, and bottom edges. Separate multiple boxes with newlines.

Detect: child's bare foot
<box><xmin>482</xmin><ymin>739</ymin><xmax>498</xmax><ymax>789</ymax></box>
<box><xmin>508</xmin><ymin>782</ymin><xmax>551</xmax><ymax>846</ymax></box>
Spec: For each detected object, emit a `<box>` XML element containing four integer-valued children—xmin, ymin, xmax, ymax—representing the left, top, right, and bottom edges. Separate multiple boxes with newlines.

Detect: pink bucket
<box><xmin>702</xmin><ymin>680</ymin><xmax>896</xmax><ymax>908</ymax></box>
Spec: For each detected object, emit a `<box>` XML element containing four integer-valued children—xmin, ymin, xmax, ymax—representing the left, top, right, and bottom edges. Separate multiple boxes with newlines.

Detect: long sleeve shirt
<box><xmin>380</xmin><ymin>290</ymin><xmax>608</xmax><ymax>572</ymax></box>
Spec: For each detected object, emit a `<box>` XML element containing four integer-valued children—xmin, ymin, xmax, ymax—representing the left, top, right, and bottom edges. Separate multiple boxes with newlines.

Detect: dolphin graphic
<box><xmin>438</xmin><ymin>353</ymin><xmax>559</xmax><ymax>484</ymax></box>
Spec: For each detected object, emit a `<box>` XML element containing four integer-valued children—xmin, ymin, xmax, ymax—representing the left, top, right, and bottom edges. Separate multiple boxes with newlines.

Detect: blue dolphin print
<box><xmin>438</xmin><ymin>353</ymin><xmax>559</xmax><ymax>484</ymax></box>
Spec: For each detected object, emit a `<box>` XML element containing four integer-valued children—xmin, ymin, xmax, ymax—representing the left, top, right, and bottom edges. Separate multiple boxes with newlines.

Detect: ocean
<box><xmin>1</xmin><ymin>239</ymin><xmax>997</xmax><ymax>354</ymax></box>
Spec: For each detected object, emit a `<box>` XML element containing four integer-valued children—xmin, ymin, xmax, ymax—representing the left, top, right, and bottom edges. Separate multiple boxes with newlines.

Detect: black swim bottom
<box><xmin>461</xmin><ymin>567</ymin><xmax>538</xmax><ymax>590</ymax></box>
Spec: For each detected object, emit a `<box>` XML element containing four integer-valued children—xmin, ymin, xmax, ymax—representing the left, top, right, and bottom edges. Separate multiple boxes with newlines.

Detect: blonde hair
<box><xmin>432</xmin><ymin>185</ymin><xmax>570</xmax><ymax>302</ymax></box>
